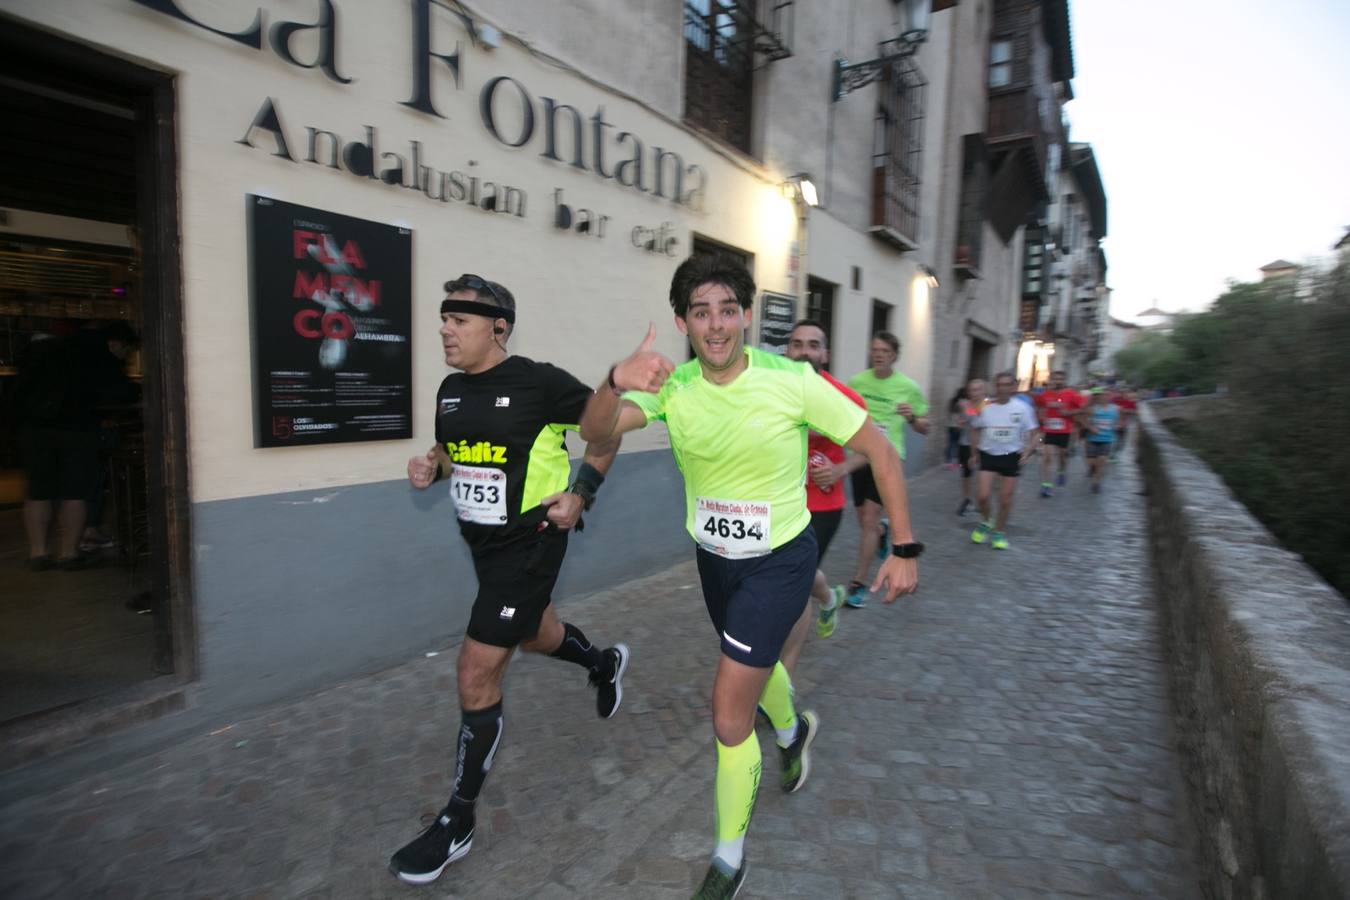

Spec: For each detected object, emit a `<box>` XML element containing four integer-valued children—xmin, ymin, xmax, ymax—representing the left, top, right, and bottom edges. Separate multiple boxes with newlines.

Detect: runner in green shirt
<box><xmin>843</xmin><ymin>333</ymin><xmax>931</xmax><ymax>608</ymax></box>
<box><xmin>579</xmin><ymin>254</ymin><xmax>922</xmax><ymax>900</ymax></box>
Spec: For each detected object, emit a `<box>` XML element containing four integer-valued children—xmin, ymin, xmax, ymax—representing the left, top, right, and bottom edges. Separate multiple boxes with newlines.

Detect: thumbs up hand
<box><xmin>610</xmin><ymin>323</ymin><xmax>675</xmax><ymax>394</ymax></box>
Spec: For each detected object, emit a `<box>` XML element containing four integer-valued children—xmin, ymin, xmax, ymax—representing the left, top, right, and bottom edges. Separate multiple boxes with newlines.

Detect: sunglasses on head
<box><xmin>447</xmin><ymin>273</ymin><xmax>502</xmax><ymax>306</ymax></box>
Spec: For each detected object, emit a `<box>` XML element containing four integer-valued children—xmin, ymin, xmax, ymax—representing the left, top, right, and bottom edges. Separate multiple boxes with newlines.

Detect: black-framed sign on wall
<box><xmin>758</xmin><ymin>291</ymin><xmax>797</xmax><ymax>355</ymax></box>
<box><xmin>248</xmin><ymin>195</ymin><xmax>413</xmax><ymax>447</ymax></box>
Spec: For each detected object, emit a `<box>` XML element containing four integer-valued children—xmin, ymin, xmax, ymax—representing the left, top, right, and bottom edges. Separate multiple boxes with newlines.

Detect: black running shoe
<box><xmin>590</xmin><ymin>643</ymin><xmax>630</xmax><ymax>719</ymax></box>
<box><xmin>389</xmin><ymin>806</ymin><xmax>474</xmax><ymax>885</ymax></box>
<box><xmin>692</xmin><ymin>858</ymin><xmax>747</xmax><ymax>899</ymax></box>
<box><xmin>778</xmin><ymin>710</ymin><xmax>819</xmax><ymax>793</ymax></box>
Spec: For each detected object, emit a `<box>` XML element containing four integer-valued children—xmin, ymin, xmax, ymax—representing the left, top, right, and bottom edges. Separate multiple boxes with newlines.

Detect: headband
<box><xmin>439</xmin><ymin>299</ymin><xmax>515</xmax><ymax>323</ymax></box>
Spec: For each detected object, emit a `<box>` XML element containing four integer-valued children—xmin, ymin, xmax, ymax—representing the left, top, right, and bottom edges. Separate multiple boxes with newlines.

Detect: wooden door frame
<box><xmin>0</xmin><ymin>17</ymin><xmax>195</xmax><ymax>761</ymax></box>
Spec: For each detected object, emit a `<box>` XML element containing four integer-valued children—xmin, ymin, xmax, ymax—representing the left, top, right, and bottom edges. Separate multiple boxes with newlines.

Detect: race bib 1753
<box><xmin>450</xmin><ymin>465</ymin><xmax>507</xmax><ymax>525</ymax></box>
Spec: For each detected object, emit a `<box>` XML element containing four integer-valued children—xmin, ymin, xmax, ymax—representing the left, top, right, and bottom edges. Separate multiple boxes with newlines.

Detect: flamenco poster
<box><xmin>248</xmin><ymin>195</ymin><xmax>413</xmax><ymax>447</ymax></box>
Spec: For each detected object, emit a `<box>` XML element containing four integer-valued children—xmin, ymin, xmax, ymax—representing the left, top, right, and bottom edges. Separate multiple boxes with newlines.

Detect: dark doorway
<box><xmin>967</xmin><ymin>337</ymin><xmax>994</xmax><ymax>382</ymax></box>
<box><xmin>805</xmin><ymin>276</ymin><xmax>836</xmax><ymax>356</ymax></box>
<box><xmin>870</xmin><ymin>299</ymin><xmax>892</xmax><ymax>340</ymax></box>
<box><xmin>0</xmin><ymin>22</ymin><xmax>191</xmax><ymax>743</ymax></box>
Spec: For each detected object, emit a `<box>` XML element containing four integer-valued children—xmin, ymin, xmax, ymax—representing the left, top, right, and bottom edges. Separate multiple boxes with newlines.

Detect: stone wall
<box><xmin>1138</xmin><ymin>398</ymin><xmax>1350</xmax><ymax>899</ymax></box>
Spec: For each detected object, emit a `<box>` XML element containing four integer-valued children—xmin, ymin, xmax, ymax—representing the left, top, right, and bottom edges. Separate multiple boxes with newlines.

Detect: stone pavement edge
<box><xmin>0</xmin><ymin>449</ymin><xmax>1201</xmax><ymax>899</ymax></box>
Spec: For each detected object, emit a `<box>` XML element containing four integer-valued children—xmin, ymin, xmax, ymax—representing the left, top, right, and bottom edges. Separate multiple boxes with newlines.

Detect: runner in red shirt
<box><xmin>780</xmin><ymin>319</ymin><xmax>868</xmax><ymax>659</ymax></box>
<box><xmin>1034</xmin><ymin>369</ymin><xmax>1084</xmax><ymax>497</ymax></box>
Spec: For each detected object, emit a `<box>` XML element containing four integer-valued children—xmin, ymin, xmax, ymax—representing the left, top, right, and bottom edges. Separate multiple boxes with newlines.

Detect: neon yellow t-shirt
<box><xmin>847</xmin><ymin>369</ymin><xmax>929</xmax><ymax>460</ymax></box>
<box><xmin>626</xmin><ymin>348</ymin><xmax>868</xmax><ymax>554</ymax></box>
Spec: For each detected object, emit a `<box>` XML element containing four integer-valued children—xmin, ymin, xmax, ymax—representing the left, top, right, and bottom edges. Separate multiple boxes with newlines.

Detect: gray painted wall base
<box><xmin>192</xmin><ymin>448</ymin><xmax>690</xmax><ymax>715</ymax></box>
<box><xmin>192</xmin><ymin>438</ymin><xmax>927</xmax><ymax>717</ymax></box>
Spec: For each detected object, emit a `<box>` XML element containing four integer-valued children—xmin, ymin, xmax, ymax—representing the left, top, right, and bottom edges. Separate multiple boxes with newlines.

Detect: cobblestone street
<box><xmin>0</xmin><ymin>450</ymin><xmax>1200</xmax><ymax>899</ymax></box>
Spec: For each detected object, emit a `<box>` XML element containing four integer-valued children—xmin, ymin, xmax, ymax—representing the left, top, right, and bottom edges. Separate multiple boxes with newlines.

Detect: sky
<box><xmin>1068</xmin><ymin>0</ymin><xmax>1350</xmax><ymax>321</ymax></box>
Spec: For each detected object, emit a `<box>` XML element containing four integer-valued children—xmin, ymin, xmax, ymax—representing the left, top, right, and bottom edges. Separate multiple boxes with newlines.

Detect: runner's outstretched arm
<box><xmin>844</xmin><ymin>421</ymin><xmax>919</xmax><ymax>603</ymax></box>
<box><xmin>541</xmin><ymin>436</ymin><xmax>622</xmax><ymax>530</ymax></box>
<box><xmin>579</xmin><ymin>323</ymin><xmax>675</xmax><ymax>442</ymax></box>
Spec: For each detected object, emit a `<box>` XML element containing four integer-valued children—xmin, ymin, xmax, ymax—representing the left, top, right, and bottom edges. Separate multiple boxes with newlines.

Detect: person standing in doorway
<box><xmin>15</xmin><ymin>321</ymin><xmax>140</xmax><ymax>570</ymax></box>
<box><xmin>844</xmin><ymin>332</ymin><xmax>929</xmax><ymax>607</ymax></box>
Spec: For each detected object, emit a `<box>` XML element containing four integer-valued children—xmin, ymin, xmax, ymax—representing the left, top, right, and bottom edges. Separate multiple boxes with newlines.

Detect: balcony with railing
<box><xmin>987</xmin><ymin>87</ymin><xmax>1047</xmax><ymax>195</ymax></box>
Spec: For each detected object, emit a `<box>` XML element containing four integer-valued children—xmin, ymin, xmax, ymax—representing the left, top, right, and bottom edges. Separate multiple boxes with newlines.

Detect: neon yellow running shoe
<box><xmin>991</xmin><ymin>531</ymin><xmax>1010</xmax><ymax>550</ymax></box>
<box><xmin>817</xmin><ymin>586</ymin><xmax>843</xmax><ymax>638</ymax></box>
<box><xmin>971</xmin><ymin>521</ymin><xmax>992</xmax><ymax>544</ymax></box>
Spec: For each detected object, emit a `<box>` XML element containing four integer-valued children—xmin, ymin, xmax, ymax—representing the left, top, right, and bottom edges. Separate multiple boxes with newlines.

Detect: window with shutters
<box><xmin>869</xmin><ymin>59</ymin><xmax>925</xmax><ymax>250</ymax></box>
<box><xmin>989</xmin><ymin>39</ymin><xmax>1013</xmax><ymax>88</ymax></box>
<box><xmin>683</xmin><ymin>1</ymin><xmax>794</xmax><ymax>155</ymax></box>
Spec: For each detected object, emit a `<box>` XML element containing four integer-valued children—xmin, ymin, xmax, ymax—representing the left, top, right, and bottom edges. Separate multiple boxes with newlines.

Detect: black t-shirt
<box><xmin>434</xmin><ymin>355</ymin><xmax>592</xmax><ymax>552</ymax></box>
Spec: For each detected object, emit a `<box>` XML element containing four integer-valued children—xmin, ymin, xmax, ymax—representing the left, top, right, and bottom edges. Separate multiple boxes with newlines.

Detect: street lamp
<box><xmin>782</xmin><ymin>173</ymin><xmax>818</xmax><ymax>207</ymax></box>
<box><xmin>832</xmin><ymin>0</ymin><xmax>931</xmax><ymax>102</ymax></box>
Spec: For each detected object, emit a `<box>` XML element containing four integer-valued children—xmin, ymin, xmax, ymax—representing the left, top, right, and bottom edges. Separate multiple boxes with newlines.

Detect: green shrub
<box><xmin>1149</xmin><ymin>261</ymin><xmax>1350</xmax><ymax>599</ymax></box>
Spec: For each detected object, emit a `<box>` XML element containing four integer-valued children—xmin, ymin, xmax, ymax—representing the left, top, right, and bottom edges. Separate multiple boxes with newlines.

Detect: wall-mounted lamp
<box><xmin>832</xmin><ymin>0</ymin><xmax>931</xmax><ymax>102</ymax></box>
<box><xmin>919</xmin><ymin>264</ymin><xmax>940</xmax><ymax>289</ymax></box>
<box><xmin>783</xmin><ymin>173</ymin><xmax>819</xmax><ymax>207</ymax></box>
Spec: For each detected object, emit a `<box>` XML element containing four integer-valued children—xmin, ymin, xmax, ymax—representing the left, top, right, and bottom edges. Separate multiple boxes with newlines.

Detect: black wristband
<box><xmin>574</xmin><ymin>462</ymin><xmax>606</xmax><ymax>491</ymax></box>
<box><xmin>569</xmin><ymin>462</ymin><xmax>605</xmax><ymax>511</ymax></box>
<box><xmin>891</xmin><ymin>541</ymin><xmax>925</xmax><ymax>559</ymax></box>
<box><xmin>606</xmin><ymin>364</ymin><xmax>621</xmax><ymax>394</ymax></box>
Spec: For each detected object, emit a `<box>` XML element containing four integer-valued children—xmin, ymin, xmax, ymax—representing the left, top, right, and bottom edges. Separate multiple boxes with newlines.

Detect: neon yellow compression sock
<box><xmin>713</xmin><ymin>733</ymin><xmax>761</xmax><ymax>870</ymax></box>
<box><xmin>758</xmin><ymin>661</ymin><xmax>799</xmax><ymax>746</ymax></box>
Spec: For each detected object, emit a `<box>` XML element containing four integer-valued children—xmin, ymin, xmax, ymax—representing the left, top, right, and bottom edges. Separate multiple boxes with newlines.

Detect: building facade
<box><xmin>0</xmin><ymin>0</ymin><xmax>1103</xmax><ymax>742</ymax></box>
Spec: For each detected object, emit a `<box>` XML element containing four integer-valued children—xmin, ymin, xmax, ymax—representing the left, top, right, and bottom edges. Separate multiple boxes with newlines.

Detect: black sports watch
<box><xmin>891</xmin><ymin>542</ymin><xmax>925</xmax><ymax>559</ymax></box>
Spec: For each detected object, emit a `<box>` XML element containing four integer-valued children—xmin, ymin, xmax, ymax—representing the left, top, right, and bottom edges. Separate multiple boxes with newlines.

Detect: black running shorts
<box><xmin>1043</xmin><ymin>432</ymin><xmax>1070</xmax><ymax>449</ymax></box>
<box><xmin>958</xmin><ymin>444</ymin><xmax>973</xmax><ymax>478</ymax></box>
<box><xmin>850</xmin><ymin>466</ymin><xmax>881</xmax><ymax>506</ymax></box>
<box><xmin>696</xmin><ymin>527</ymin><xmax>815</xmax><ymax>668</ymax></box>
<box><xmin>20</xmin><ymin>425</ymin><xmax>100</xmax><ymax>502</ymax></box>
<box><xmin>979</xmin><ymin>450</ymin><xmax>1021</xmax><ymax>478</ymax></box>
<box><xmin>465</xmin><ymin>527</ymin><xmax>568</xmax><ymax>648</ymax></box>
<box><xmin>809</xmin><ymin>509</ymin><xmax>842</xmax><ymax>564</ymax></box>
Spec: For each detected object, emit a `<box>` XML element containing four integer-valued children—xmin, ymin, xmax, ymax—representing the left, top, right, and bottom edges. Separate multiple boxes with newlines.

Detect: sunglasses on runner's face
<box><xmin>450</xmin><ymin>274</ymin><xmax>502</xmax><ymax>306</ymax></box>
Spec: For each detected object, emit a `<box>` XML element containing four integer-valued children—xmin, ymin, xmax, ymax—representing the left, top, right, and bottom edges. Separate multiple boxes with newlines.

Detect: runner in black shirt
<box><xmin>389</xmin><ymin>275</ymin><xmax>629</xmax><ymax>886</ymax></box>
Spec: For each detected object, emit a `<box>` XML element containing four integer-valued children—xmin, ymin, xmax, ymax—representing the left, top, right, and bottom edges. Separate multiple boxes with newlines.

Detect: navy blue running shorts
<box><xmin>695</xmin><ymin>526</ymin><xmax>816</xmax><ymax>668</ymax></box>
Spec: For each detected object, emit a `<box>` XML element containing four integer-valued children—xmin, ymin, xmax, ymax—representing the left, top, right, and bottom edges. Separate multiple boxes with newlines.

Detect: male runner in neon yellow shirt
<box><xmin>845</xmin><ymin>333</ymin><xmax>930</xmax><ymax>607</ymax></box>
<box><xmin>580</xmin><ymin>254</ymin><xmax>922</xmax><ymax>900</ymax></box>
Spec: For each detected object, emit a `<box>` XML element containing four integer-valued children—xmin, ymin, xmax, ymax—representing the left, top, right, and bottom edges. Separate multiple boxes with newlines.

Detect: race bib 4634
<box><xmin>695</xmin><ymin>497</ymin><xmax>770</xmax><ymax>559</ymax></box>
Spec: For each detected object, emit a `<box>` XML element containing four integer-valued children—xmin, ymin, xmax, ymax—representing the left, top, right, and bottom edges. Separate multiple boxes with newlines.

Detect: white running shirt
<box><xmin>972</xmin><ymin>399</ymin><xmax>1037</xmax><ymax>456</ymax></box>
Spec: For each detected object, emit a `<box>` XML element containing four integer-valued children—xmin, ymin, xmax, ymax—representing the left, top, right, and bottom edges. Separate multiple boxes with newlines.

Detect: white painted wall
<box><xmin>6</xmin><ymin>0</ymin><xmax>1070</xmax><ymax>494</ymax></box>
<box><xmin>6</xmin><ymin>0</ymin><xmax>808</xmax><ymax>502</ymax></box>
